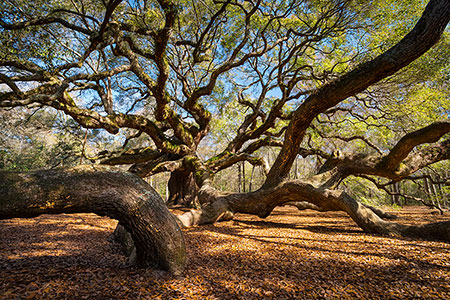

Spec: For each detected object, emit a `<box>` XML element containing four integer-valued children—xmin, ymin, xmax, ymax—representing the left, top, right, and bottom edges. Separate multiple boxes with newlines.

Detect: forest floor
<box><xmin>0</xmin><ymin>206</ymin><xmax>449</xmax><ymax>300</ymax></box>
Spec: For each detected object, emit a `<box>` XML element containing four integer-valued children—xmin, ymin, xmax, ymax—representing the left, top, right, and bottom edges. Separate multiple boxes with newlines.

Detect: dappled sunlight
<box><xmin>1</xmin><ymin>207</ymin><xmax>449</xmax><ymax>299</ymax></box>
<box><xmin>0</xmin><ymin>214</ymin><xmax>121</xmax><ymax>265</ymax></box>
<box><xmin>1</xmin><ymin>0</ymin><xmax>449</xmax><ymax>297</ymax></box>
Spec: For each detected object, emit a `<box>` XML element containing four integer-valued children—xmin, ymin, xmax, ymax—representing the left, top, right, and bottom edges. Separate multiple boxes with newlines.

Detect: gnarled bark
<box><xmin>178</xmin><ymin>180</ymin><xmax>450</xmax><ymax>241</ymax></box>
<box><xmin>176</xmin><ymin>0</ymin><xmax>450</xmax><ymax>240</ymax></box>
<box><xmin>285</xmin><ymin>201</ymin><xmax>398</xmax><ymax>220</ymax></box>
<box><xmin>177</xmin><ymin>123</ymin><xmax>450</xmax><ymax>239</ymax></box>
<box><xmin>167</xmin><ymin>169</ymin><xmax>199</xmax><ymax>208</ymax></box>
<box><xmin>0</xmin><ymin>165</ymin><xmax>185</xmax><ymax>275</ymax></box>
<box><xmin>264</xmin><ymin>0</ymin><xmax>450</xmax><ymax>187</ymax></box>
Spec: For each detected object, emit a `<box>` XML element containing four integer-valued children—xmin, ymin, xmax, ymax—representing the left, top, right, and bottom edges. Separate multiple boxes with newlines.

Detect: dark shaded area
<box><xmin>167</xmin><ymin>169</ymin><xmax>199</xmax><ymax>207</ymax></box>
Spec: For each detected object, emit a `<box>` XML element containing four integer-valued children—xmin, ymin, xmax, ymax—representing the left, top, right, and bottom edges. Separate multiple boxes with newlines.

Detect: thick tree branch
<box><xmin>0</xmin><ymin>16</ymin><xmax>92</xmax><ymax>35</ymax></box>
<box><xmin>265</xmin><ymin>0</ymin><xmax>450</xmax><ymax>187</ymax></box>
<box><xmin>0</xmin><ymin>165</ymin><xmax>185</xmax><ymax>274</ymax></box>
<box><xmin>177</xmin><ymin>179</ymin><xmax>450</xmax><ymax>241</ymax></box>
<box><xmin>314</xmin><ymin>123</ymin><xmax>450</xmax><ymax>184</ymax></box>
<box><xmin>379</xmin><ymin>122</ymin><xmax>450</xmax><ymax>172</ymax></box>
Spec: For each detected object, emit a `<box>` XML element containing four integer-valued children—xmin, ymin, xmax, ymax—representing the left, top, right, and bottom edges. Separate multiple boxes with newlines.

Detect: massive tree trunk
<box><xmin>0</xmin><ymin>165</ymin><xmax>185</xmax><ymax>275</ymax></box>
<box><xmin>167</xmin><ymin>169</ymin><xmax>199</xmax><ymax>208</ymax></box>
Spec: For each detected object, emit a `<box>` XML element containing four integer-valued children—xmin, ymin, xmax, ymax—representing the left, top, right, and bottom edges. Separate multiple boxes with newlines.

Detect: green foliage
<box><xmin>1</xmin><ymin>0</ymin><xmax>449</xmax><ymax>208</ymax></box>
<box><xmin>0</xmin><ymin>108</ymin><xmax>85</xmax><ymax>171</ymax></box>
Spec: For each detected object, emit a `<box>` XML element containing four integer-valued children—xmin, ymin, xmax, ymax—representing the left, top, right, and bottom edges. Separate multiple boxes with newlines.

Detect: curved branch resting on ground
<box><xmin>178</xmin><ymin>178</ymin><xmax>450</xmax><ymax>241</ymax></box>
<box><xmin>0</xmin><ymin>165</ymin><xmax>186</xmax><ymax>275</ymax></box>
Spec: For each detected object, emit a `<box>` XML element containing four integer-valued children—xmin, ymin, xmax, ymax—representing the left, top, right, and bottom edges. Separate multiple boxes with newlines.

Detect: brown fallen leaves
<box><xmin>0</xmin><ymin>206</ymin><xmax>449</xmax><ymax>299</ymax></box>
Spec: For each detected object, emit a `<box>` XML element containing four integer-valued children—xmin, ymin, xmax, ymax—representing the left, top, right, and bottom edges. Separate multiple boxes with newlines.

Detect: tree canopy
<box><xmin>1</xmin><ymin>0</ymin><xmax>450</xmax><ymax>242</ymax></box>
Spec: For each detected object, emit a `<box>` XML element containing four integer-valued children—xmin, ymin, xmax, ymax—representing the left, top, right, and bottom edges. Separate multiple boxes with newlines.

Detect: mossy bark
<box><xmin>167</xmin><ymin>169</ymin><xmax>199</xmax><ymax>208</ymax></box>
<box><xmin>0</xmin><ymin>165</ymin><xmax>186</xmax><ymax>275</ymax></box>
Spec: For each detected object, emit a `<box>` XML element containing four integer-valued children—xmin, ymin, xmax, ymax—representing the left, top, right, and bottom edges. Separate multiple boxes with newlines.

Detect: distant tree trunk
<box><xmin>443</xmin><ymin>171</ymin><xmax>449</xmax><ymax>208</ymax></box>
<box><xmin>429</xmin><ymin>176</ymin><xmax>442</xmax><ymax>211</ymax></box>
<box><xmin>424</xmin><ymin>176</ymin><xmax>436</xmax><ymax>208</ymax></box>
<box><xmin>390</xmin><ymin>183</ymin><xmax>401</xmax><ymax>205</ymax></box>
<box><xmin>237</xmin><ymin>164</ymin><xmax>241</xmax><ymax>193</ymax></box>
<box><xmin>242</xmin><ymin>161</ymin><xmax>246</xmax><ymax>193</ymax></box>
<box><xmin>167</xmin><ymin>169</ymin><xmax>199</xmax><ymax>208</ymax></box>
<box><xmin>248</xmin><ymin>165</ymin><xmax>255</xmax><ymax>192</ymax></box>
<box><xmin>148</xmin><ymin>176</ymin><xmax>153</xmax><ymax>188</ymax></box>
<box><xmin>294</xmin><ymin>158</ymin><xmax>298</xmax><ymax>179</ymax></box>
<box><xmin>0</xmin><ymin>165</ymin><xmax>186</xmax><ymax>275</ymax></box>
<box><xmin>424</xmin><ymin>176</ymin><xmax>430</xmax><ymax>198</ymax></box>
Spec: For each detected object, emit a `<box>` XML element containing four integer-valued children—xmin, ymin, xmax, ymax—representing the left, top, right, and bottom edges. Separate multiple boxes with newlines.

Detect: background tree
<box><xmin>0</xmin><ymin>108</ymin><xmax>88</xmax><ymax>170</ymax></box>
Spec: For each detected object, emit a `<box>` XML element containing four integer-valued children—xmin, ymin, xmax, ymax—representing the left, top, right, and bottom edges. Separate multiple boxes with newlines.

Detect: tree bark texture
<box><xmin>264</xmin><ymin>0</ymin><xmax>450</xmax><ymax>187</ymax></box>
<box><xmin>167</xmin><ymin>169</ymin><xmax>199</xmax><ymax>208</ymax></box>
<box><xmin>178</xmin><ymin>179</ymin><xmax>450</xmax><ymax>241</ymax></box>
<box><xmin>0</xmin><ymin>165</ymin><xmax>185</xmax><ymax>275</ymax></box>
<box><xmin>284</xmin><ymin>201</ymin><xmax>398</xmax><ymax>220</ymax></box>
<box><xmin>177</xmin><ymin>0</ymin><xmax>450</xmax><ymax>241</ymax></box>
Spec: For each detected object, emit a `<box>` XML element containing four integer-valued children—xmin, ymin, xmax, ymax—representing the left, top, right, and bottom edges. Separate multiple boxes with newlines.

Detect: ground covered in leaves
<box><xmin>0</xmin><ymin>206</ymin><xmax>449</xmax><ymax>299</ymax></box>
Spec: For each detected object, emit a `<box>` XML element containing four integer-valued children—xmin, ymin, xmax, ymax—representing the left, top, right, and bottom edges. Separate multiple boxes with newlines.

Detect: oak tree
<box><xmin>1</xmin><ymin>0</ymin><xmax>450</xmax><ymax>269</ymax></box>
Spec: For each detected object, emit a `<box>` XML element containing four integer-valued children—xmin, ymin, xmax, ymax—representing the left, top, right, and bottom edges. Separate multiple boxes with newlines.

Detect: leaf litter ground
<box><xmin>0</xmin><ymin>206</ymin><xmax>449</xmax><ymax>299</ymax></box>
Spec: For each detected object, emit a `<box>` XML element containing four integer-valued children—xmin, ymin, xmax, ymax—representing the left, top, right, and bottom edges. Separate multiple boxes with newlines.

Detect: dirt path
<box><xmin>1</xmin><ymin>206</ymin><xmax>449</xmax><ymax>299</ymax></box>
